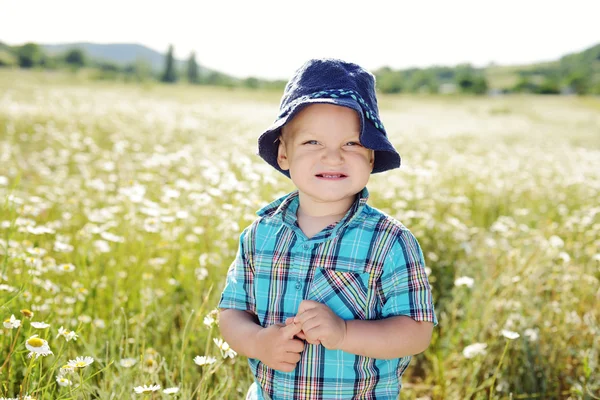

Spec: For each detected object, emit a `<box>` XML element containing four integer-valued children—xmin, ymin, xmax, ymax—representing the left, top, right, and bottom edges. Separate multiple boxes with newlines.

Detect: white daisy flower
<box><xmin>213</xmin><ymin>338</ymin><xmax>237</xmax><ymax>358</ymax></box>
<box><xmin>56</xmin><ymin>263</ymin><xmax>76</xmax><ymax>273</ymax></box>
<box><xmin>462</xmin><ymin>342</ymin><xmax>487</xmax><ymax>359</ymax></box>
<box><xmin>134</xmin><ymin>384</ymin><xmax>161</xmax><ymax>394</ymax></box>
<box><xmin>203</xmin><ymin>314</ymin><xmax>215</xmax><ymax>327</ymax></box>
<box><xmin>27</xmin><ymin>247</ymin><xmax>47</xmax><ymax>257</ymax></box>
<box><xmin>58</xmin><ymin>364</ymin><xmax>75</xmax><ymax>375</ymax></box>
<box><xmin>163</xmin><ymin>387</ymin><xmax>180</xmax><ymax>394</ymax></box>
<box><xmin>223</xmin><ymin>347</ymin><xmax>237</xmax><ymax>359</ymax></box>
<box><xmin>194</xmin><ymin>355</ymin><xmax>217</xmax><ymax>366</ymax></box>
<box><xmin>67</xmin><ymin>356</ymin><xmax>94</xmax><ymax>368</ymax></box>
<box><xmin>524</xmin><ymin>328</ymin><xmax>539</xmax><ymax>342</ymax></box>
<box><xmin>56</xmin><ymin>375</ymin><xmax>72</xmax><ymax>387</ymax></box>
<box><xmin>56</xmin><ymin>326</ymin><xmax>79</xmax><ymax>341</ymax></box>
<box><xmin>120</xmin><ymin>358</ymin><xmax>137</xmax><ymax>368</ymax></box>
<box><xmin>31</xmin><ymin>321</ymin><xmax>51</xmax><ymax>329</ymax></box>
<box><xmin>25</xmin><ymin>334</ymin><xmax>53</xmax><ymax>359</ymax></box>
<box><xmin>3</xmin><ymin>314</ymin><xmax>21</xmax><ymax>329</ymax></box>
<box><xmin>501</xmin><ymin>329</ymin><xmax>520</xmax><ymax>340</ymax></box>
<box><xmin>454</xmin><ymin>276</ymin><xmax>475</xmax><ymax>288</ymax></box>
<box><xmin>100</xmin><ymin>231</ymin><xmax>125</xmax><ymax>243</ymax></box>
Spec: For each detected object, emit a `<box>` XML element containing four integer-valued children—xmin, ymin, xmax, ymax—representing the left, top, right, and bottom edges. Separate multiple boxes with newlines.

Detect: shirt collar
<box><xmin>256</xmin><ymin>187</ymin><xmax>370</xmax><ymax>242</ymax></box>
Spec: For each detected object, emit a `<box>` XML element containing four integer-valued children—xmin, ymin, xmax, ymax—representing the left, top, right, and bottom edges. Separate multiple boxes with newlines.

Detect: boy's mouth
<box><xmin>315</xmin><ymin>172</ymin><xmax>347</xmax><ymax>180</ymax></box>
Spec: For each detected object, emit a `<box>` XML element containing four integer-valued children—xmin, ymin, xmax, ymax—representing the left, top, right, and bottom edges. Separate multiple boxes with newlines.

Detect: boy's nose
<box><xmin>321</xmin><ymin>147</ymin><xmax>344</xmax><ymax>164</ymax></box>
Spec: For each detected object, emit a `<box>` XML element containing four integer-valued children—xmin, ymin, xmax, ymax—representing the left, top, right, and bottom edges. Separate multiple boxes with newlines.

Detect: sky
<box><xmin>1</xmin><ymin>0</ymin><xmax>599</xmax><ymax>80</ymax></box>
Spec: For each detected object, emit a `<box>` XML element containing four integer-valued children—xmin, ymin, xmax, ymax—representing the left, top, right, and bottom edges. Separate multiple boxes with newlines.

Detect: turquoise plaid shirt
<box><xmin>218</xmin><ymin>187</ymin><xmax>437</xmax><ymax>400</ymax></box>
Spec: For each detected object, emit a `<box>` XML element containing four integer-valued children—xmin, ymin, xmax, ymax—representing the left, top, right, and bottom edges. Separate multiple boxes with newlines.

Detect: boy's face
<box><xmin>277</xmin><ymin>103</ymin><xmax>374</xmax><ymax>209</ymax></box>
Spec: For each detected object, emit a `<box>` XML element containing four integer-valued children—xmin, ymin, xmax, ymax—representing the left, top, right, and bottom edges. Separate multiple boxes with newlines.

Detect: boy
<box><xmin>218</xmin><ymin>58</ymin><xmax>437</xmax><ymax>400</ymax></box>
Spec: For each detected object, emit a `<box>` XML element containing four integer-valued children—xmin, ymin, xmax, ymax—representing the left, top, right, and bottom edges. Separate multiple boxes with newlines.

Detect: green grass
<box><xmin>0</xmin><ymin>69</ymin><xmax>599</xmax><ymax>399</ymax></box>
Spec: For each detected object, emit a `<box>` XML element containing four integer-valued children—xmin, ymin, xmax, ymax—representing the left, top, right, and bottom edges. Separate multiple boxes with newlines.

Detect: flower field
<box><xmin>1</xmin><ymin>70</ymin><xmax>599</xmax><ymax>399</ymax></box>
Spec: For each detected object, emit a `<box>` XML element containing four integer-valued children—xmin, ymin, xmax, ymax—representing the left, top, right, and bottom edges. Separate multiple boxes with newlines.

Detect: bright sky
<box><xmin>1</xmin><ymin>0</ymin><xmax>599</xmax><ymax>80</ymax></box>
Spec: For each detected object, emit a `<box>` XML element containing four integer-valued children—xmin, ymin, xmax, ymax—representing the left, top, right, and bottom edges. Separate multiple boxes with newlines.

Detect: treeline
<box><xmin>374</xmin><ymin>43</ymin><xmax>600</xmax><ymax>95</ymax></box>
<box><xmin>1</xmin><ymin>41</ymin><xmax>599</xmax><ymax>95</ymax></box>
<box><xmin>0</xmin><ymin>42</ymin><xmax>287</xmax><ymax>90</ymax></box>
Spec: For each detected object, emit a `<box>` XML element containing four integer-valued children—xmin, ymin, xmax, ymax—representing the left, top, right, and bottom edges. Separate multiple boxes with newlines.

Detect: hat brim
<box><xmin>257</xmin><ymin>98</ymin><xmax>401</xmax><ymax>178</ymax></box>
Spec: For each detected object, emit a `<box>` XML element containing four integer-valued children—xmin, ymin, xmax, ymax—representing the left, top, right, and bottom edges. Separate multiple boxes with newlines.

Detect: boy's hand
<box><xmin>292</xmin><ymin>300</ymin><xmax>347</xmax><ymax>350</ymax></box>
<box><xmin>254</xmin><ymin>320</ymin><xmax>305</xmax><ymax>373</ymax></box>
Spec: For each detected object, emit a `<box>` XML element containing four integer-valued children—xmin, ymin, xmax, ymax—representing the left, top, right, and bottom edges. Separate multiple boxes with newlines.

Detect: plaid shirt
<box><xmin>218</xmin><ymin>187</ymin><xmax>437</xmax><ymax>400</ymax></box>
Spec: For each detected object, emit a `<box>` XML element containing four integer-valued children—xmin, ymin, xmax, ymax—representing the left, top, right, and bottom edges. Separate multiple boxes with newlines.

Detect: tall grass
<box><xmin>1</xmin><ymin>70</ymin><xmax>599</xmax><ymax>399</ymax></box>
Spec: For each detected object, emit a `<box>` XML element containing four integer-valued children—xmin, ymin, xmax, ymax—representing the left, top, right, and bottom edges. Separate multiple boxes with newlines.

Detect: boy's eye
<box><xmin>303</xmin><ymin>140</ymin><xmax>319</xmax><ymax>145</ymax></box>
<box><xmin>345</xmin><ymin>141</ymin><xmax>362</xmax><ymax>146</ymax></box>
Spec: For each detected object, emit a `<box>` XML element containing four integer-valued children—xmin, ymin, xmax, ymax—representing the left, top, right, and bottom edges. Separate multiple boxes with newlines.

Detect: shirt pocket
<box><xmin>307</xmin><ymin>267</ymin><xmax>373</xmax><ymax>320</ymax></box>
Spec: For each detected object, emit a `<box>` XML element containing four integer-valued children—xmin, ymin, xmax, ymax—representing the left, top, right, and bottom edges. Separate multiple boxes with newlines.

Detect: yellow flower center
<box><xmin>27</xmin><ymin>338</ymin><xmax>44</xmax><ymax>347</ymax></box>
<box><xmin>20</xmin><ymin>309</ymin><xmax>34</xmax><ymax>318</ymax></box>
<box><xmin>75</xmin><ymin>361</ymin><xmax>86</xmax><ymax>367</ymax></box>
<box><xmin>63</xmin><ymin>265</ymin><xmax>71</xmax><ymax>270</ymax></box>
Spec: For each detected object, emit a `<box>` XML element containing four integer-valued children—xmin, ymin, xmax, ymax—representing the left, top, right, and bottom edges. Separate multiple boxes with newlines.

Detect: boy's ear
<box><xmin>277</xmin><ymin>138</ymin><xmax>290</xmax><ymax>171</ymax></box>
<box><xmin>369</xmin><ymin>150</ymin><xmax>375</xmax><ymax>171</ymax></box>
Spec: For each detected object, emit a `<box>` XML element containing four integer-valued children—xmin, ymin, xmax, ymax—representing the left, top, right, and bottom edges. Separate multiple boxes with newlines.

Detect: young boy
<box><xmin>218</xmin><ymin>58</ymin><xmax>437</xmax><ymax>400</ymax></box>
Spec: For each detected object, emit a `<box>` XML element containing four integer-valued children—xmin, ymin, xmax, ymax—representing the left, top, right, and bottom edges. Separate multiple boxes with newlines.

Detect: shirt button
<box><xmin>302</xmin><ymin>243</ymin><xmax>310</xmax><ymax>250</ymax></box>
<box><xmin>295</xmin><ymin>283</ymin><xmax>301</xmax><ymax>290</ymax></box>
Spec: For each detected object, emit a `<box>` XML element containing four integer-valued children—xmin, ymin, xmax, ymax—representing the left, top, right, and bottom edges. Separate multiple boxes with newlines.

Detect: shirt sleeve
<box><xmin>217</xmin><ymin>226</ymin><xmax>256</xmax><ymax>314</ymax></box>
<box><xmin>379</xmin><ymin>228</ymin><xmax>438</xmax><ymax>326</ymax></box>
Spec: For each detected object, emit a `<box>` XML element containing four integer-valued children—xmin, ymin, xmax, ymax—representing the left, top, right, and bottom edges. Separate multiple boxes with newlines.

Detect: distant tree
<box><xmin>374</xmin><ymin>67</ymin><xmax>404</xmax><ymax>94</ymax></box>
<box><xmin>455</xmin><ymin>64</ymin><xmax>488</xmax><ymax>95</ymax></box>
<box><xmin>124</xmin><ymin>58</ymin><xmax>153</xmax><ymax>82</ymax></box>
<box><xmin>512</xmin><ymin>77</ymin><xmax>538</xmax><ymax>93</ymax></box>
<box><xmin>0</xmin><ymin>49</ymin><xmax>17</xmax><ymax>67</ymax></box>
<box><xmin>243</xmin><ymin>77</ymin><xmax>260</xmax><ymax>89</ymax></box>
<box><xmin>536</xmin><ymin>77</ymin><xmax>560</xmax><ymax>94</ymax></box>
<box><xmin>161</xmin><ymin>44</ymin><xmax>177</xmax><ymax>83</ymax></box>
<box><xmin>407</xmin><ymin>69</ymin><xmax>439</xmax><ymax>93</ymax></box>
<box><xmin>187</xmin><ymin>51</ymin><xmax>199</xmax><ymax>84</ymax></box>
<box><xmin>565</xmin><ymin>71</ymin><xmax>590</xmax><ymax>95</ymax></box>
<box><xmin>64</xmin><ymin>48</ymin><xmax>86</xmax><ymax>68</ymax></box>
<box><xmin>17</xmin><ymin>42</ymin><xmax>43</xmax><ymax>68</ymax></box>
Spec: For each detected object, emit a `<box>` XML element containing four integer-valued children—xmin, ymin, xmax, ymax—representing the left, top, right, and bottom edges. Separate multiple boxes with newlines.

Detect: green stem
<box><xmin>489</xmin><ymin>340</ymin><xmax>510</xmax><ymax>400</ymax></box>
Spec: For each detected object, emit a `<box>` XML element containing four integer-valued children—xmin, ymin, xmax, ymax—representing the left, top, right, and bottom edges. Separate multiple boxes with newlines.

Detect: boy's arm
<box><xmin>218</xmin><ymin>309</ymin><xmax>263</xmax><ymax>359</ymax></box>
<box><xmin>342</xmin><ymin>315</ymin><xmax>433</xmax><ymax>359</ymax></box>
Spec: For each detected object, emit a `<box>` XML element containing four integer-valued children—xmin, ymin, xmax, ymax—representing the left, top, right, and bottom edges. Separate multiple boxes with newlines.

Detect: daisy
<box><xmin>58</xmin><ymin>364</ymin><xmax>75</xmax><ymax>375</ymax></box>
<box><xmin>56</xmin><ymin>376</ymin><xmax>72</xmax><ymax>387</ymax></box>
<box><xmin>134</xmin><ymin>384</ymin><xmax>161</xmax><ymax>394</ymax></box>
<box><xmin>31</xmin><ymin>322</ymin><xmax>51</xmax><ymax>329</ymax></box>
<box><xmin>25</xmin><ymin>335</ymin><xmax>53</xmax><ymax>359</ymax></box>
<box><xmin>501</xmin><ymin>329</ymin><xmax>520</xmax><ymax>340</ymax></box>
<box><xmin>203</xmin><ymin>314</ymin><xmax>215</xmax><ymax>327</ymax></box>
<box><xmin>454</xmin><ymin>276</ymin><xmax>475</xmax><ymax>288</ymax></box>
<box><xmin>163</xmin><ymin>387</ymin><xmax>180</xmax><ymax>394</ymax></box>
<box><xmin>56</xmin><ymin>326</ymin><xmax>79</xmax><ymax>341</ymax></box>
<box><xmin>194</xmin><ymin>355</ymin><xmax>216</xmax><ymax>366</ymax></box>
<box><xmin>119</xmin><ymin>358</ymin><xmax>137</xmax><ymax>368</ymax></box>
<box><xmin>3</xmin><ymin>314</ymin><xmax>21</xmax><ymax>329</ymax></box>
<box><xmin>56</xmin><ymin>263</ymin><xmax>76</xmax><ymax>273</ymax></box>
<box><xmin>462</xmin><ymin>342</ymin><xmax>487</xmax><ymax>359</ymax></box>
<box><xmin>213</xmin><ymin>338</ymin><xmax>237</xmax><ymax>358</ymax></box>
<box><xmin>67</xmin><ymin>356</ymin><xmax>94</xmax><ymax>368</ymax></box>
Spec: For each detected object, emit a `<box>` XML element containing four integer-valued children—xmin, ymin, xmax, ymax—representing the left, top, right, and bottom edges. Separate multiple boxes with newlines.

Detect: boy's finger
<box><xmin>283</xmin><ymin>320</ymin><xmax>303</xmax><ymax>338</ymax></box>
<box><xmin>294</xmin><ymin>308</ymin><xmax>317</xmax><ymax>324</ymax></box>
<box><xmin>295</xmin><ymin>331</ymin><xmax>307</xmax><ymax>340</ymax></box>
<box><xmin>284</xmin><ymin>317</ymin><xmax>294</xmax><ymax>326</ymax></box>
<box><xmin>297</xmin><ymin>300</ymin><xmax>319</xmax><ymax>315</ymax></box>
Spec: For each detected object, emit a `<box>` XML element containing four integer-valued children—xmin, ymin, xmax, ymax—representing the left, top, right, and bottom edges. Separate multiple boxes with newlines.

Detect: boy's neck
<box><xmin>296</xmin><ymin>192</ymin><xmax>356</xmax><ymax>219</ymax></box>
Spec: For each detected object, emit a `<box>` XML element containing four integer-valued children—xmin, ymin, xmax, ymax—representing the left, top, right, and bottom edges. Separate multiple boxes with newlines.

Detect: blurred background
<box><xmin>1</xmin><ymin>1</ymin><xmax>599</xmax><ymax>399</ymax></box>
<box><xmin>1</xmin><ymin>0</ymin><xmax>599</xmax><ymax>95</ymax></box>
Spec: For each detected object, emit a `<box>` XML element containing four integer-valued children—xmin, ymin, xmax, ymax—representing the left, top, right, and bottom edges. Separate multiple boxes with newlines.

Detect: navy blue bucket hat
<box><xmin>257</xmin><ymin>58</ymin><xmax>401</xmax><ymax>177</ymax></box>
